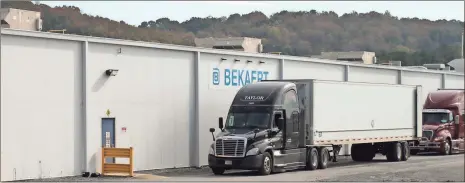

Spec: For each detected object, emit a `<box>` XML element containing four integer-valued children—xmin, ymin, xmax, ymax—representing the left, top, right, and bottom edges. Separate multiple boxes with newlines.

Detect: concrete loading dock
<box><xmin>0</xmin><ymin>28</ymin><xmax>464</xmax><ymax>181</ymax></box>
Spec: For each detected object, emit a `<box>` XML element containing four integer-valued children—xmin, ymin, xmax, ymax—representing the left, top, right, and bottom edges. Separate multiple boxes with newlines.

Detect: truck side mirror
<box><xmin>209</xmin><ymin>128</ymin><xmax>216</xmax><ymax>141</ymax></box>
<box><xmin>454</xmin><ymin>115</ymin><xmax>460</xmax><ymax>125</ymax></box>
<box><xmin>274</xmin><ymin>113</ymin><xmax>284</xmax><ymax>130</ymax></box>
<box><xmin>218</xmin><ymin>117</ymin><xmax>224</xmax><ymax>130</ymax></box>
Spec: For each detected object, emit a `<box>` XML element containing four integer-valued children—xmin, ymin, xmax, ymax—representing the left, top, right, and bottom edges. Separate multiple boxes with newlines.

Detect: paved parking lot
<box><xmin>17</xmin><ymin>153</ymin><xmax>464</xmax><ymax>182</ymax></box>
<box><xmin>154</xmin><ymin>153</ymin><xmax>464</xmax><ymax>182</ymax></box>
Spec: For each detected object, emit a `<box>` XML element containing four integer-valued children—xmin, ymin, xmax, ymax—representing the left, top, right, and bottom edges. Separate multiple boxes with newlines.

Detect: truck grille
<box><xmin>422</xmin><ymin>130</ymin><xmax>434</xmax><ymax>140</ymax></box>
<box><xmin>215</xmin><ymin>138</ymin><xmax>246</xmax><ymax>157</ymax></box>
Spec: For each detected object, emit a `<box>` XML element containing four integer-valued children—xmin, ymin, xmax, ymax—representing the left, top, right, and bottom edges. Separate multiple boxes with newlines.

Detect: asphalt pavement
<box><xmin>154</xmin><ymin>153</ymin><xmax>464</xmax><ymax>182</ymax></box>
<box><xmin>16</xmin><ymin>153</ymin><xmax>464</xmax><ymax>182</ymax></box>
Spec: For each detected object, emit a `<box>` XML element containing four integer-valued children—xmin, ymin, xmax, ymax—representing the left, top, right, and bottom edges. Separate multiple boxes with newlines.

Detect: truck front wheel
<box><xmin>440</xmin><ymin>139</ymin><xmax>452</xmax><ymax>155</ymax></box>
<box><xmin>257</xmin><ymin>152</ymin><xmax>272</xmax><ymax>175</ymax></box>
<box><xmin>211</xmin><ymin>167</ymin><xmax>225</xmax><ymax>175</ymax></box>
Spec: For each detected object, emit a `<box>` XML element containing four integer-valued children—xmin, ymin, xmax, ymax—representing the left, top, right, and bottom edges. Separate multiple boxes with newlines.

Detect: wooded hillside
<box><xmin>2</xmin><ymin>1</ymin><xmax>463</xmax><ymax>66</ymax></box>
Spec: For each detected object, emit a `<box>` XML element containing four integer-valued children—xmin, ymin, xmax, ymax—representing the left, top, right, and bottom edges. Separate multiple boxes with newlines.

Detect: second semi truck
<box><xmin>409</xmin><ymin>89</ymin><xmax>464</xmax><ymax>155</ymax></box>
<box><xmin>207</xmin><ymin>79</ymin><xmax>422</xmax><ymax>175</ymax></box>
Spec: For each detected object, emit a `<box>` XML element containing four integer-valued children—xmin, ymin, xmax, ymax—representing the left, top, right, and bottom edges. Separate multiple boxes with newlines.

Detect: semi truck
<box><xmin>409</xmin><ymin>89</ymin><xmax>464</xmax><ymax>155</ymax></box>
<box><xmin>207</xmin><ymin>79</ymin><xmax>423</xmax><ymax>175</ymax></box>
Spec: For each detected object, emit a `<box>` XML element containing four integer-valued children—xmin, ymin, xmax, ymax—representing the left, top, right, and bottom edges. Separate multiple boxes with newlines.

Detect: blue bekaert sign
<box><xmin>212</xmin><ymin>67</ymin><xmax>270</xmax><ymax>87</ymax></box>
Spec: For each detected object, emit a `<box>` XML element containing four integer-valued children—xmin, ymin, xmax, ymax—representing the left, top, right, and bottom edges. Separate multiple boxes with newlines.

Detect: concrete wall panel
<box><xmin>197</xmin><ymin>53</ymin><xmax>279</xmax><ymax>165</ymax></box>
<box><xmin>86</xmin><ymin>43</ymin><xmax>195</xmax><ymax>172</ymax></box>
<box><xmin>445</xmin><ymin>74</ymin><xmax>464</xmax><ymax>89</ymax></box>
<box><xmin>1</xmin><ymin>35</ymin><xmax>83</xmax><ymax>181</ymax></box>
<box><xmin>349</xmin><ymin>66</ymin><xmax>398</xmax><ymax>84</ymax></box>
<box><xmin>284</xmin><ymin>60</ymin><xmax>345</xmax><ymax>81</ymax></box>
<box><xmin>403</xmin><ymin>71</ymin><xmax>442</xmax><ymax>104</ymax></box>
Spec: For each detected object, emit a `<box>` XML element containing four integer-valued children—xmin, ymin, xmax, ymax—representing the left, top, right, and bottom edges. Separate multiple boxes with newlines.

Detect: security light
<box><xmin>105</xmin><ymin>69</ymin><xmax>119</xmax><ymax>76</ymax></box>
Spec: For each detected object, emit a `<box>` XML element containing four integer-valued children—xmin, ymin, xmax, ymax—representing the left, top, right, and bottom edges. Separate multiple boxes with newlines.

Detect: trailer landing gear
<box><xmin>331</xmin><ymin>145</ymin><xmax>341</xmax><ymax>162</ymax></box>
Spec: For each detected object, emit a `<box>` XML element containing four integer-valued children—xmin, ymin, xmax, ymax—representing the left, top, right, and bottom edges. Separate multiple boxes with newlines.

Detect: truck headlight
<box><xmin>246</xmin><ymin>148</ymin><xmax>259</xmax><ymax>156</ymax></box>
<box><xmin>209</xmin><ymin>147</ymin><xmax>215</xmax><ymax>155</ymax></box>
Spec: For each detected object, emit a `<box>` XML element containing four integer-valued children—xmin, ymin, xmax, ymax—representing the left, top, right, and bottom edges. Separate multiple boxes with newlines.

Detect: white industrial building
<box><xmin>1</xmin><ymin>28</ymin><xmax>464</xmax><ymax>181</ymax></box>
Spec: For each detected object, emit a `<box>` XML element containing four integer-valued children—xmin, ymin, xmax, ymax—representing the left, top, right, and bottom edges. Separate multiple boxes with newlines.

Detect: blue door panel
<box><xmin>101</xmin><ymin>118</ymin><xmax>115</xmax><ymax>163</ymax></box>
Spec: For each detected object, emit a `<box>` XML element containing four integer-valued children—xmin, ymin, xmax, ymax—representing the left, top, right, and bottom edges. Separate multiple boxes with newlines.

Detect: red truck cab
<box><xmin>410</xmin><ymin>89</ymin><xmax>464</xmax><ymax>155</ymax></box>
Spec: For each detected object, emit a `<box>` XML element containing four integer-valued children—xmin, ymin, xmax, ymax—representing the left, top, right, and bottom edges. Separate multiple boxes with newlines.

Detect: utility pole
<box><xmin>462</xmin><ymin>29</ymin><xmax>465</xmax><ymax>59</ymax></box>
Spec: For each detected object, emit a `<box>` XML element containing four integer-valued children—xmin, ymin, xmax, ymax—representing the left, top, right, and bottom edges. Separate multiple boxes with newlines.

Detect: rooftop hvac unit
<box><xmin>389</xmin><ymin>61</ymin><xmax>402</xmax><ymax>67</ymax></box>
<box><xmin>36</xmin><ymin>18</ymin><xmax>42</xmax><ymax>31</ymax></box>
<box><xmin>423</xmin><ymin>64</ymin><xmax>445</xmax><ymax>70</ymax></box>
<box><xmin>405</xmin><ymin>66</ymin><xmax>428</xmax><ymax>70</ymax></box>
<box><xmin>257</xmin><ymin>43</ymin><xmax>263</xmax><ymax>53</ymax></box>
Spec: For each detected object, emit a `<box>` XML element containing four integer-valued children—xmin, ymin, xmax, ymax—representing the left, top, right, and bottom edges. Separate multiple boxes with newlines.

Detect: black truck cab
<box><xmin>208</xmin><ymin>81</ymin><xmax>311</xmax><ymax>175</ymax></box>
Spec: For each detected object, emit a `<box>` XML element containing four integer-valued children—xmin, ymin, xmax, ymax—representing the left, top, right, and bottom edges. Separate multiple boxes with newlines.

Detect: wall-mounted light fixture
<box><xmin>105</xmin><ymin>69</ymin><xmax>119</xmax><ymax>76</ymax></box>
<box><xmin>234</xmin><ymin>59</ymin><xmax>240</xmax><ymax>62</ymax></box>
<box><xmin>220</xmin><ymin>58</ymin><xmax>227</xmax><ymax>61</ymax></box>
<box><xmin>259</xmin><ymin>60</ymin><xmax>265</xmax><ymax>64</ymax></box>
<box><xmin>246</xmin><ymin>60</ymin><xmax>253</xmax><ymax>63</ymax></box>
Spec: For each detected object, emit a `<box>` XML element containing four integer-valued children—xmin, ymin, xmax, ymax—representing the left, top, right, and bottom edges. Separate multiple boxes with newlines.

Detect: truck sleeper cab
<box><xmin>208</xmin><ymin>80</ymin><xmax>422</xmax><ymax>175</ymax></box>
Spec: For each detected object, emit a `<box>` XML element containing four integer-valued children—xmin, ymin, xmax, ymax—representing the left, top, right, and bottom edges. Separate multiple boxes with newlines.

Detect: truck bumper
<box><xmin>409</xmin><ymin>141</ymin><xmax>442</xmax><ymax>150</ymax></box>
<box><xmin>208</xmin><ymin>154</ymin><xmax>264</xmax><ymax>170</ymax></box>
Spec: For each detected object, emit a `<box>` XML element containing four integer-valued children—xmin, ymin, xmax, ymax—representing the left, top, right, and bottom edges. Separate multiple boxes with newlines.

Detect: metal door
<box><xmin>101</xmin><ymin>118</ymin><xmax>116</xmax><ymax>163</ymax></box>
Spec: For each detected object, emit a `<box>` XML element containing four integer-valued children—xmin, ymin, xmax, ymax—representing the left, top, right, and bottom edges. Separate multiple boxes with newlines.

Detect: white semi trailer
<box><xmin>207</xmin><ymin>79</ymin><xmax>422</xmax><ymax>175</ymax></box>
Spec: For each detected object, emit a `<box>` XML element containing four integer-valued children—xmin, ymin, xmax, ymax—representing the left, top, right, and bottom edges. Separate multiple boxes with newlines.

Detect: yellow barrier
<box><xmin>101</xmin><ymin>147</ymin><xmax>134</xmax><ymax>177</ymax></box>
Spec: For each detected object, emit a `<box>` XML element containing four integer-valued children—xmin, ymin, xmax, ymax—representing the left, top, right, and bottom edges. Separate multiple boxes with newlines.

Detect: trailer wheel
<box><xmin>317</xmin><ymin>147</ymin><xmax>329</xmax><ymax>169</ymax></box>
<box><xmin>211</xmin><ymin>167</ymin><xmax>225</xmax><ymax>175</ymax></box>
<box><xmin>305</xmin><ymin>147</ymin><xmax>319</xmax><ymax>170</ymax></box>
<box><xmin>400</xmin><ymin>141</ymin><xmax>410</xmax><ymax>161</ymax></box>
<box><xmin>257</xmin><ymin>152</ymin><xmax>272</xmax><ymax>175</ymax></box>
<box><xmin>351</xmin><ymin>144</ymin><xmax>361</xmax><ymax>161</ymax></box>
<box><xmin>351</xmin><ymin>144</ymin><xmax>375</xmax><ymax>162</ymax></box>
<box><xmin>386</xmin><ymin>142</ymin><xmax>402</xmax><ymax>162</ymax></box>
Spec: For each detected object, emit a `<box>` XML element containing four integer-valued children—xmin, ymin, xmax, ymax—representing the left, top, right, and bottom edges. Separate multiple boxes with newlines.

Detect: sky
<box><xmin>39</xmin><ymin>1</ymin><xmax>464</xmax><ymax>27</ymax></box>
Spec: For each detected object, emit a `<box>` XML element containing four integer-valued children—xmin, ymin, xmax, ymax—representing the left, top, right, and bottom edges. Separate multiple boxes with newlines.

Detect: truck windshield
<box><xmin>225</xmin><ymin>112</ymin><xmax>271</xmax><ymax>129</ymax></box>
<box><xmin>423</xmin><ymin>113</ymin><xmax>450</xmax><ymax>124</ymax></box>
